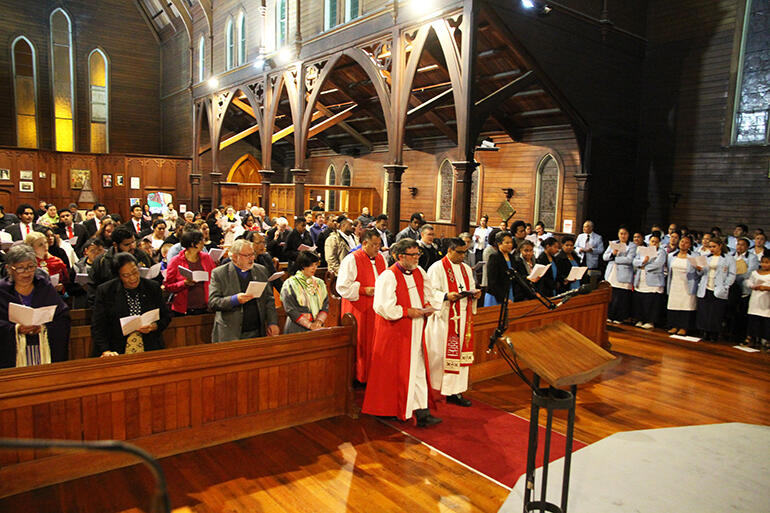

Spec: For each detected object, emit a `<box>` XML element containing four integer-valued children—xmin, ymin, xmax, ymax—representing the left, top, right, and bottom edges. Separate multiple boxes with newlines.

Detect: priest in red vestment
<box><xmin>337</xmin><ymin>230</ymin><xmax>387</xmax><ymax>383</ymax></box>
<box><xmin>362</xmin><ymin>238</ymin><xmax>441</xmax><ymax>427</ymax></box>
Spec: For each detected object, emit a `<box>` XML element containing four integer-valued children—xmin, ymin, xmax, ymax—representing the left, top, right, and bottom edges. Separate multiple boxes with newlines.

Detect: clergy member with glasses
<box><xmin>91</xmin><ymin>252</ymin><xmax>171</xmax><ymax>357</ymax></box>
<box><xmin>0</xmin><ymin>244</ymin><xmax>71</xmax><ymax>368</ymax></box>
<box><xmin>208</xmin><ymin>238</ymin><xmax>280</xmax><ymax>342</ymax></box>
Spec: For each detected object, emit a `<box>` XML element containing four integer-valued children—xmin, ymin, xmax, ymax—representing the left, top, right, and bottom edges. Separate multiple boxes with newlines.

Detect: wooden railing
<box><xmin>0</xmin><ymin>315</ymin><xmax>357</xmax><ymax>498</ymax></box>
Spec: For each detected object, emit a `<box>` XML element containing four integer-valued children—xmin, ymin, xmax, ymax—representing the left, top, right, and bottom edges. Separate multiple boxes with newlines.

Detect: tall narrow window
<box><xmin>324</xmin><ymin>0</ymin><xmax>337</xmax><ymax>31</ymax></box>
<box><xmin>344</xmin><ymin>0</ymin><xmax>359</xmax><ymax>22</ymax></box>
<box><xmin>237</xmin><ymin>12</ymin><xmax>246</xmax><ymax>65</ymax></box>
<box><xmin>276</xmin><ymin>0</ymin><xmax>287</xmax><ymax>48</ymax></box>
<box><xmin>340</xmin><ymin>164</ymin><xmax>351</xmax><ymax>186</ymax></box>
<box><xmin>534</xmin><ymin>154</ymin><xmax>559</xmax><ymax>231</ymax></box>
<box><xmin>225</xmin><ymin>18</ymin><xmax>234</xmax><ymax>70</ymax></box>
<box><xmin>88</xmin><ymin>49</ymin><xmax>108</xmax><ymax>153</ymax></box>
<box><xmin>11</xmin><ymin>37</ymin><xmax>38</xmax><ymax>148</ymax></box>
<box><xmin>436</xmin><ymin>160</ymin><xmax>454</xmax><ymax>222</ymax></box>
<box><xmin>50</xmin><ymin>8</ymin><xmax>75</xmax><ymax>152</ymax></box>
<box><xmin>732</xmin><ymin>0</ymin><xmax>770</xmax><ymax>144</ymax></box>
<box><xmin>198</xmin><ymin>35</ymin><xmax>205</xmax><ymax>82</ymax></box>
<box><xmin>470</xmin><ymin>166</ymin><xmax>480</xmax><ymax>224</ymax></box>
<box><xmin>326</xmin><ymin>165</ymin><xmax>337</xmax><ymax>211</ymax></box>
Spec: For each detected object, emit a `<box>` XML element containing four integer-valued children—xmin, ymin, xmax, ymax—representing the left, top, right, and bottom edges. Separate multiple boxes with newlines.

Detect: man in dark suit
<box><xmin>123</xmin><ymin>204</ymin><xmax>152</xmax><ymax>238</ymax></box>
<box><xmin>285</xmin><ymin>217</ymin><xmax>314</xmax><ymax>267</ymax></box>
<box><xmin>6</xmin><ymin>203</ymin><xmax>45</xmax><ymax>241</ymax></box>
<box><xmin>208</xmin><ymin>238</ymin><xmax>280</xmax><ymax>342</ymax></box>
<box><xmin>372</xmin><ymin>214</ymin><xmax>393</xmax><ymax>249</ymax></box>
<box><xmin>55</xmin><ymin>208</ymin><xmax>88</xmax><ymax>256</ymax></box>
<box><xmin>0</xmin><ymin>205</ymin><xmax>18</xmax><ymax>231</ymax></box>
<box><xmin>83</xmin><ymin>203</ymin><xmax>108</xmax><ymax>238</ymax></box>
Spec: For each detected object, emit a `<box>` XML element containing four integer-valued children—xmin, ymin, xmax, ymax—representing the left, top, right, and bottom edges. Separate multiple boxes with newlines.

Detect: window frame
<box><xmin>49</xmin><ymin>7</ymin><xmax>76</xmax><ymax>152</ymax></box>
<box><xmin>237</xmin><ymin>11</ymin><xmax>246</xmax><ymax>66</ymax></box>
<box><xmin>276</xmin><ymin>0</ymin><xmax>287</xmax><ymax>48</ymax></box>
<box><xmin>344</xmin><ymin>0</ymin><xmax>360</xmax><ymax>23</ymax></box>
<box><xmin>198</xmin><ymin>35</ymin><xmax>206</xmax><ymax>83</ymax></box>
<box><xmin>435</xmin><ymin>159</ymin><xmax>455</xmax><ymax>223</ymax></box>
<box><xmin>533</xmin><ymin>153</ymin><xmax>561</xmax><ymax>232</ymax></box>
<box><xmin>87</xmin><ymin>48</ymin><xmax>109</xmax><ymax>153</ymax></box>
<box><xmin>225</xmin><ymin>18</ymin><xmax>234</xmax><ymax>70</ymax></box>
<box><xmin>325</xmin><ymin>164</ymin><xmax>337</xmax><ymax>211</ymax></box>
<box><xmin>11</xmin><ymin>35</ymin><xmax>39</xmax><ymax>149</ymax></box>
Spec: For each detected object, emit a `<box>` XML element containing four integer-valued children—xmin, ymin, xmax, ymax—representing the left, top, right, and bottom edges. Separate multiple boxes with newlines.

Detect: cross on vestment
<box><xmin>450</xmin><ymin>310</ymin><xmax>461</xmax><ymax>333</ymax></box>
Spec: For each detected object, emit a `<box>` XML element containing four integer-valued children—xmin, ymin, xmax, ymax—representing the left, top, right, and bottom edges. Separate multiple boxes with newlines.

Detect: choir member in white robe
<box><xmin>425</xmin><ymin>238</ymin><xmax>480</xmax><ymax>406</ymax></box>
<box><xmin>362</xmin><ymin>238</ymin><xmax>441</xmax><ymax>427</ymax></box>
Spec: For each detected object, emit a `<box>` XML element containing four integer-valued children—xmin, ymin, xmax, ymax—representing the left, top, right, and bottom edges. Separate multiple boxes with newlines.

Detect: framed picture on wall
<box><xmin>116</xmin><ymin>174</ymin><xmax>124</xmax><ymax>186</ymax></box>
<box><xmin>38</xmin><ymin>171</ymin><xmax>46</xmax><ymax>179</ymax></box>
<box><xmin>20</xmin><ymin>170</ymin><xmax>33</xmax><ymax>180</ymax></box>
<box><xmin>0</xmin><ymin>169</ymin><xmax>9</xmax><ymax>180</ymax></box>
<box><xmin>71</xmin><ymin>169</ymin><xmax>90</xmax><ymax>190</ymax></box>
<box><xmin>130</xmin><ymin>176</ymin><xmax>140</xmax><ymax>190</ymax></box>
<box><xmin>130</xmin><ymin>197</ymin><xmax>141</xmax><ymax>206</ymax></box>
<box><xmin>102</xmin><ymin>174</ymin><xmax>113</xmax><ymax>188</ymax></box>
<box><xmin>51</xmin><ymin>173</ymin><xmax>57</xmax><ymax>189</ymax></box>
<box><xmin>19</xmin><ymin>181</ymin><xmax>34</xmax><ymax>193</ymax></box>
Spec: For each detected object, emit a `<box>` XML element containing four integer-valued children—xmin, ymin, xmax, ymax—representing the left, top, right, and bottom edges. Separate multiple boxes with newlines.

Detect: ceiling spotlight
<box><xmin>276</xmin><ymin>47</ymin><xmax>292</xmax><ymax>65</ymax></box>
<box><xmin>207</xmin><ymin>77</ymin><xmax>219</xmax><ymax>89</ymax></box>
<box><xmin>254</xmin><ymin>57</ymin><xmax>265</xmax><ymax>69</ymax></box>
<box><xmin>410</xmin><ymin>0</ymin><xmax>435</xmax><ymax>15</ymax></box>
<box><xmin>521</xmin><ymin>0</ymin><xmax>535</xmax><ymax>8</ymax></box>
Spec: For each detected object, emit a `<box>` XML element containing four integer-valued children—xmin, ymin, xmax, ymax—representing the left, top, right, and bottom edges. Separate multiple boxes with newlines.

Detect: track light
<box><xmin>207</xmin><ymin>77</ymin><xmax>219</xmax><ymax>89</ymax></box>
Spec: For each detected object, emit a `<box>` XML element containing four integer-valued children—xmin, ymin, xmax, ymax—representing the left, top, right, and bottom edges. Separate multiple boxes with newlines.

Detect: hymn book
<box><xmin>179</xmin><ymin>266</ymin><xmax>209</xmax><ymax>282</ymax></box>
<box><xmin>9</xmin><ymin>303</ymin><xmax>57</xmax><ymax>326</ymax></box>
<box><xmin>245</xmin><ymin>281</ymin><xmax>267</xmax><ymax>297</ymax></box>
<box><xmin>566</xmin><ymin>266</ymin><xmax>588</xmax><ymax>281</ymax></box>
<box><xmin>528</xmin><ymin>264</ymin><xmax>550</xmax><ymax>281</ymax></box>
<box><xmin>120</xmin><ymin>309</ymin><xmax>160</xmax><ymax>336</ymax></box>
<box><xmin>140</xmin><ymin>262</ymin><xmax>163</xmax><ymax>280</ymax></box>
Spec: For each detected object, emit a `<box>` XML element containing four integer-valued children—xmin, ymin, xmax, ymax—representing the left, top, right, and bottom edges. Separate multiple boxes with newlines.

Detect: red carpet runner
<box><xmin>384</xmin><ymin>399</ymin><xmax>586</xmax><ymax>488</ymax></box>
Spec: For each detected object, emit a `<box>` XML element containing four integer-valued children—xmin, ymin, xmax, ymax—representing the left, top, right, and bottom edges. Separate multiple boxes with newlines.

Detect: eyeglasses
<box><xmin>403</xmin><ymin>252</ymin><xmax>420</xmax><ymax>257</ymax></box>
<box><xmin>238</xmin><ymin>252</ymin><xmax>255</xmax><ymax>259</ymax></box>
<box><xmin>10</xmin><ymin>264</ymin><xmax>37</xmax><ymax>274</ymax></box>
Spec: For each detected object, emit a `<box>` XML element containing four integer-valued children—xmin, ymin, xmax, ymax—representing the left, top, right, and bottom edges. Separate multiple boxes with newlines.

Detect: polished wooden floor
<box><xmin>3</xmin><ymin>325</ymin><xmax>769</xmax><ymax>513</ymax></box>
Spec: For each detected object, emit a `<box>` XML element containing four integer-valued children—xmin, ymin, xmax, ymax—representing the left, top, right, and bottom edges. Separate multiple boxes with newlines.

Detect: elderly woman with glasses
<box><xmin>0</xmin><ymin>244</ymin><xmax>71</xmax><ymax>368</ymax></box>
<box><xmin>91</xmin><ymin>252</ymin><xmax>171</xmax><ymax>357</ymax></box>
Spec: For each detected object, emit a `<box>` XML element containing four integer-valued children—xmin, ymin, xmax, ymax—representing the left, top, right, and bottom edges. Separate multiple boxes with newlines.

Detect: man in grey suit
<box><xmin>208</xmin><ymin>239</ymin><xmax>280</xmax><ymax>342</ymax></box>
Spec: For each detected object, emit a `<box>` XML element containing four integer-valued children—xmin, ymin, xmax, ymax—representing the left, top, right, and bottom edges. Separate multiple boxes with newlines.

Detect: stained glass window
<box><xmin>89</xmin><ymin>49</ymin><xmax>109</xmax><ymax>153</ymax></box>
<box><xmin>51</xmin><ymin>9</ymin><xmax>74</xmax><ymax>152</ymax></box>
<box><xmin>12</xmin><ymin>37</ymin><xmax>37</xmax><ymax>148</ymax></box>
<box><xmin>733</xmin><ymin>0</ymin><xmax>770</xmax><ymax>144</ymax></box>
<box><xmin>535</xmin><ymin>155</ymin><xmax>559</xmax><ymax>231</ymax></box>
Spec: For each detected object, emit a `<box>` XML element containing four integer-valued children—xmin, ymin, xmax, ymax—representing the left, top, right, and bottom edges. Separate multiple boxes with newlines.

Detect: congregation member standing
<box><xmin>555</xmin><ymin>235</ymin><xmax>582</xmax><ymax>293</ymax></box>
<box><xmin>164</xmin><ymin>230</ymin><xmax>215</xmax><ymax>316</ymax></box>
<box><xmin>417</xmin><ymin>224</ymin><xmax>443</xmax><ymax>271</ymax></box>
<box><xmin>7</xmin><ymin>204</ymin><xmax>44</xmax><ymax>241</ymax></box>
<box><xmin>0</xmin><ymin>245</ymin><xmax>70</xmax><ymax>368</ymax></box>
<box><xmin>666</xmin><ymin>234</ymin><xmax>699</xmax><ymax>335</ymax></box>
<box><xmin>603</xmin><ymin>226</ymin><xmax>637</xmax><ymax>324</ymax></box>
<box><xmin>309</xmin><ymin>213</ymin><xmax>327</xmax><ymax>245</ymax></box>
<box><xmin>337</xmin><ymin>230</ymin><xmax>387</xmax><ymax>384</ymax></box>
<box><xmin>485</xmin><ymin>231</ymin><xmax>516</xmax><ymax>306</ymax></box>
<box><xmin>91</xmin><ymin>252</ymin><xmax>171</xmax><ymax>357</ymax></box>
<box><xmin>534</xmin><ymin>237</ymin><xmax>560</xmax><ymax>297</ymax></box>
<box><xmin>285</xmin><ymin>217</ymin><xmax>314</xmax><ymax>268</ymax></box>
<box><xmin>208</xmin><ymin>239</ymin><xmax>279</xmax><ymax>342</ymax></box>
<box><xmin>632</xmin><ymin>232</ymin><xmax>667</xmax><ymax>329</ymax></box>
<box><xmin>425</xmin><ymin>238</ymin><xmax>480</xmax><ymax>407</ymax></box>
<box><xmin>694</xmin><ymin>237</ymin><xmax>736</xmax><ymax>341</ymax></box>
<box><xmin>83</xmin><ymin>203</ymin><xmax>108</xmax><ymax>238</ymax></box>
<box><xmin>89</xmin><ymin>226</ymin><xmax>153</xmax><ymax>290</ymax></box>
<box><xmin>25</xmin><ymin>232</ymin><xmax>68</xmax><ymax>294</ymax></box>
<box><xmin>395</xmin><ymin>213</ymin><xmax>423</xmax><ymax>242</ymax></box>
<box><xmin>472</xmin><ymin>215</ymin><xmax>491</xmax><ymax>266</ymax></box>
<box><xmin>745</xmin><ymin>254</ymin><xmax>770</xmax><ymax>348</ymax></box>
<box><xmin>357</xmin><ymin>207</ymin><xmax>375</xmax><ymax>227</ymax></box>
<box><xmin>575</xmin><ymin>220</ymin><xmax>604</xmax><ymax>273</ymax></box>
<box><xmin>280</xmin><ymin>251</ymin><xmax>329</xmax><ymax>333</ymax></box>
<box><xmin>362</xmin><ymin>238</ymin><xmax>441</xmax><ymax>427</ymax></box>
<box><xmin>124</xmin><ymin>204</ymin><xmax>152</xmax><ymax>238</ymax></box>
<box><xmin>55</xmin><ymin>208</ymin><xmax>87</xmax><ymax>256</ymax></box>
<box><xmin>372</xmin><ymin>214</ymin><xmax>393</xmax><ymax>249</ymax></box>
<box><xmin>729</xmin><ymin>237</ymin><xmax>759</xmax><ymax>342</ymax></box>
<box><xmin>325</xmin><ymin>217</ymin><xmax>355</xmax><ymax>274</ymax></box>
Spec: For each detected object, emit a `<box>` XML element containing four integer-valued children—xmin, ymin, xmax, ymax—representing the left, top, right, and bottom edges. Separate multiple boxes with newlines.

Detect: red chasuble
<box><xmin>362</xmin><ymin>264</ymin><xmax>435</xmax><ymax>421</ymax></box>
<box><xmin>341</xmin><ymin>249</ymin><xmax>387</xmax><ymax>383</ymax></box>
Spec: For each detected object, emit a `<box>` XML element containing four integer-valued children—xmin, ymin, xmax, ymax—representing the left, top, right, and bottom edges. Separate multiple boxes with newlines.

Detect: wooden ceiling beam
<box><xmin>272</xmin><ymin>110</ymin><xmax>324</xmax><ymax>144</ymax></box>
<box><xmin>219</xmin><ymin>124</ymin><xmax>260</xmax><ymax>151</ymax></box>
<box><xmin>314</xmin><ymin>102</ymin><xmax>373</xmax><ymax>150</ymax></box>
<box><xmin>407</xmin><ymin>95</ymin><xmax>457</xmax><ymax>143</ymax></box>
<box><xmin>308</xmin><ymin>104</ymin><xmax>358</xmax><ymax>139</ymax></box>
<box><xmin>232</xmin><ymin>97</ymin><xmax>257</xmax><ymax>119</ymax></box>
<box><xmin>406</xmin><ymin>87</ymin><xmax>454</xmax><ymax>123</ymax></box>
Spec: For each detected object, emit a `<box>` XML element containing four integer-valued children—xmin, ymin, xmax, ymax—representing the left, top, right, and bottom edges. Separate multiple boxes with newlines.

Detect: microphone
<box><xmin>553</xmin><ymin>284</ymin><xmax>592</xmax><ymax>308</ymax></box>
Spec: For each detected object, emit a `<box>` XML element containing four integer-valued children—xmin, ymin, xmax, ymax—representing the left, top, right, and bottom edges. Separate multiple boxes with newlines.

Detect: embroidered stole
<box><xmin>441</xmin><ymin>258</ymin><xmax>474</xmax><ymax>374</ymax></box>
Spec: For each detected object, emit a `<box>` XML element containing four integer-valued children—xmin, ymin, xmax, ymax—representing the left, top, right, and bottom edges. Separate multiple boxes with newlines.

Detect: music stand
<box><xmin>496</xmin><ymin>321</ymin><xmax>619</xmax><ymax>513</ymax></box>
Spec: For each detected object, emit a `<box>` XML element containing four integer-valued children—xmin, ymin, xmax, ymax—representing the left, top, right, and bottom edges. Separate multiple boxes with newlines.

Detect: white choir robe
<box><xmin>336</xmin><ymin>251</ymin><xmax>380</xmax><ymax>301</ymax></box>
<box><xmin>425</xmin><ymin>259</ymin><xmax>477</xmax><ymax>396</ymax></box>
<box><xmin>373</xmin><ymin>267</ymin><xmax>433</xmax><ymax>418</ymax></box>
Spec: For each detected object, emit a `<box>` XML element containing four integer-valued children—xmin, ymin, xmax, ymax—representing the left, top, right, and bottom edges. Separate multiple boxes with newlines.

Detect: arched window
<box><xmin>534</xmin><ymin>154</ymin><xmax>560</xmax><ymax>231</ymax></box>
<box><xmin>276</xmin><ymin>0</ymin><xmax>287</xmax><ymax>48</ymax></box>
<box><xmin>436</xmin><ymin>160</ymin><xmax>454</xmax><ymax>222</ymax></box>
<box><xmin>50</xmin><ymin>8</ymin><xmax>75</xmax><ymax>152</ymax></box>
<box><xmin>324</xmin><ymin>0</ymin><xmax>337</xmax><ymax>31</ymax></box>
<box><xmin>237</xmin><ymin>12</ymin><xmax>246</xmax><ymax>66</ymax></box>
<box><xmin>470</xmin><ymin>166</ymin><xmax>480</xmax><ymax>224</ymax></box>
<box><xmin>88</xmin><ymin>49</ymin><xmax>109</xmax><ymax>153</ymax></box>
<box><xmin>225</xmin><ymin>18</ymin><xmax>234</xmax><ymax>70</ymax></box>
<box><xmin>326</xmin><ymin>165</ymin><xmax>337</xmax><ymax>211</ymax></box>
<box><xmin>197</xmin><ymin>35</ymin><xmax>205</xmax><ymax>83</ymax></box>
<box><xmin>344</xmin><ymin>0</ymin><xmax>360</xmax><ymax>23</ymax></box>
<box><xmin>11</xmin><ymin>36</ymin><xmax>38</xmax><ymax>148</ymax></box>
<box><xmin>340</xmin><ymin>164</ymin><xmax>351</xmax><ymax>186</ymax></box>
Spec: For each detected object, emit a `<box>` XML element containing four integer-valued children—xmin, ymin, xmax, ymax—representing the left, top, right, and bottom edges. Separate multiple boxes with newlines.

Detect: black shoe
<box><xmin>415</xmin><ymin>412</ymin><xmax>443</xmax><ymax>427</ymax></box>
<box><xmin>446</xmin><ymin>394</ymin><xmax>472</xmax><ymax>407</ymax></box>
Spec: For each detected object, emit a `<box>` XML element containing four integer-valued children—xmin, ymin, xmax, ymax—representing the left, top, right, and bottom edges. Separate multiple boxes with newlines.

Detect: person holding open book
<box><xmin>91</xmin><ymin>252</ymin><xmax>171</xmax><ymax>357</ymax></box>
<box><xmin>534</xmin><ymin>237</ymin><xmax>561</xmax><ymax>297</ymax></box>
<box><xmin>666</xmin><ymin>234</ymin><xmax>699</xmax><ymax>335</ymax></box>
<box><xmin>164</xmin><ymin>229</ymin><xmax>215</xmax><ymax>316</ymax></box>
<box><xmin>555</xmin><ymin>235</ymin><xmax>583</xmax><ymax>293</ymax></box>
<box><xmin>0</xmin><ymin>244</ymin><xmax>71</xmax><ymax>368</ymax></box>
<box><xmin>632</xmin><ymin>231</ymin><xmax>667</xmax><ymax>329</ymax></box>
<box><xmin>603</xmin><ymin>226</ymin><xmax>637</xmax><ymax>324</ymax></box>
<box><xmin>280</xmin><ymin>251</ymin><xmax>329</xmax><ymax>334</ymax></box>
<box><xmin>694</xmin><ymin>236</ymin><xmax>736</xmax><ymax>341</ymax></box>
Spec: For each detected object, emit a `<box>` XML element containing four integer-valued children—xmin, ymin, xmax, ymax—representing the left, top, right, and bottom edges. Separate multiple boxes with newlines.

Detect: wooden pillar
<box><xmin>451</xmin><ymin>160</ymin><xmax>478</xmax><ymax>234</ymax></box>
<box><xmin>574</xmin><ymin>173</ymin><xmax>590</xmax><ymax>228</ymax></box>
<box><xmin>291</xmin><ymin>168</ymin><xmax>309</xmax><ymax>218</ymax></box>
<box><xmin>384</xmin><ymin>164</ymin><xmax>407</xmax><ymax>235</ymax></box>
<box><xmin>189</xmin><ymin>173</ymin><xmax>202</xmax><ymax>213</ymax></box>
<box><xmin>259</xmin><ymin>169</ymin><xmax>275</xmax><ymax>217</ymax></box>
<box><xmin>210</xmin><ymin>172</ymin><xmax>223</xmax><ymax>209</ymax></box>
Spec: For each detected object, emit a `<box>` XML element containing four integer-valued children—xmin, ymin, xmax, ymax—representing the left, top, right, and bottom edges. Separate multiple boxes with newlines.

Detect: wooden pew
<box><xmin>0</xmin><ymin>315</ymin><xmax>357</xmax><ymax>498</ymax></box>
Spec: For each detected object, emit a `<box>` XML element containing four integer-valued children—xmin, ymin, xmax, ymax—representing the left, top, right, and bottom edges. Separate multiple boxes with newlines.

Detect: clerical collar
<box><xmin>234</xmin><ymin>265</ymin><xmax>251</xmax><ymax>278</ymax></box>
<box><xmin>395</xmin><ymin>262</ymin><xmax>412</xmax><ymax>275</ymax></box>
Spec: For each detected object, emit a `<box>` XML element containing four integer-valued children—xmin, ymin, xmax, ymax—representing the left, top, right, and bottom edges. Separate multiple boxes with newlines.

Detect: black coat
<box><xmin>82</xmin><ymin>218</ymin><xmax>100</xmax><ymax>238</ymax></box>
<box><xmin>535</xmin><ymin>253</ymin><xmax>559</xmax><ymax>298</ymax></box>
<box><xmin>91</xmin><ymin>277</ymin><xmax>171</xmax><ymax>356</ymax></box>
<box><xmin>285</xmin><ymin>229</ymin><xmax>314</xmax><ymax>265</ymax></box>
<box><xmin>123</xmin><ymin>219</ymin><xmax>152</xmax><ymax>239</ymax></box>
<box><xmin>6</xmin><ymin>223</ymin><xmax>46</xmax><ymax>241</ymax></box>
<box><xmin>55</xmin><ymin>222</ymin><xmax>88</xmax><ymax>256</ymax></box>
<box><xmin>555</xmin><ymin>252</ymin><xmax>582</xmax><ymax>294</ymax></box>
<box><xmin>266</xmin><ymin>227</ymin><xmax>290</xmax><ymax>261</ymax></box>
<box><xmin>486</xmin><ymin>251</ymin><xmax>516</xmax><ymax>304</ymax></box>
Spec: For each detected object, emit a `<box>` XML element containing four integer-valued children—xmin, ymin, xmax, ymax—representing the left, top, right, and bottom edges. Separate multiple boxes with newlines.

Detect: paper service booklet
<box><xmin>179</xmin><ymin>266</ymin><xmax>208</xmax><ymax>282</ymax></box>
<box><xmin>688</xmin><ymin>255</ymin><xmax>708</xmax><ymax>268</ymax></box>
<box><xmin>9</xmin><ymin>303</ymin><xmax>57</xmax><ymax>326</ymax></box>
<box><xmin>120</xmin><ymin>309</ymin><xmax>160</xmax><ymax>336</ymax></box>
<box><xmin>298</xmin><ymin>244</ymin><xmax>317</xmax><ymax>252</ymax></box>
<box><xmin>528</xmin><ymin>263</ymin><xmax>550</xmax><ymax>281</ymax></box>
<box><xmin>75</xmin><ymin>273</ymin><xmax>90</xmax><ymax>285</ymax></box>
<box><xmin>139</xmin><ymin>262</ymin><xmax>163</xmax><ymax>280</ymax></box>
<box><xmin>636</xmin><ymin>246</ymin><xmax>658</xmax><ymax>259</ymax></box>
<box><xmin>49</xmin><ymin>273</ymin><xmax>60</xmax><ymax>287</ymax></box>
<box><xmin>208</xmin><ymin>248</ymin><xmax>225</xmax><ymax>263</ymax></box>
<box><xmin>268</xmin><ymin>271</ymin><xmax>285</xmax><ymax>282</ymax></box>
<box><xmin>566</xmin><ymin>266</ymin><xmax>588</xmax><ymax>281</ymax></box>
<box><xmin>610</xmin><ymin>241</ymin><xmax>627</xmax><ymax>253</ymax></box>
<box><xmin>245</xmin><ymin>281</ymin><xmax>267</xmax><ymax>297</ymax></box>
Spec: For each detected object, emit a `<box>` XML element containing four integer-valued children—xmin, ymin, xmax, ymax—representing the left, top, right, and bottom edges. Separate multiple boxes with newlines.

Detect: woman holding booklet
<box><xmin>0</xmin><ymin>244</ymin><xmax>71</xmax><ymax>368</ymax></box>
<box><xmin>92</xmin><ymin>252</ymin><xmax>171</xmax><ymax>356</ymax></box>
<box><xmin>555</xmin><ymin>235</ymin><xmax>586</xmax><ymax>293</ymax></box>
<box><xmin>280</xmin><ymin>251</ymin><xmax>329</xmax><ymax>333</ymax></box>
<box><xmin>632</xmin><ymin>232</ymin><xmax>668</xmax><ymax>329</ymax></box>
<box><xmin>693</xmin><ymin>236</ymin><xmax>736</xmax><ymax>341</ymax></box>
<box><xmin>603</xmin><ymin>226</ymin><xmax>637</xmax><ymax>324</ymax></box>
<box><xmin>164</xmin><ymin>229</ymin><xmax>215</xmax><ymax>316</ymax></box>
<box><xmin>666</xmin><ymin>234</ymin><xmax>699</xmax><ymax>335</ymax></box>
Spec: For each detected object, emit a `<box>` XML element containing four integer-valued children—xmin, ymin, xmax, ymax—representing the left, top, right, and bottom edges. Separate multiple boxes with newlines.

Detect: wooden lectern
<box><xmin>497</xmin><ymin>321</ymin><xmax>619</xmax><ymax>513</ymax></box>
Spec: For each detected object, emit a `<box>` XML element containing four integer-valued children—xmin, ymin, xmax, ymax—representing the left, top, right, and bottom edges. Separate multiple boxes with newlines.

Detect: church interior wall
<box><xmin>160</xmin><ymin>30</ymin><xmax>193</xmax><ymax>156</ymax></box>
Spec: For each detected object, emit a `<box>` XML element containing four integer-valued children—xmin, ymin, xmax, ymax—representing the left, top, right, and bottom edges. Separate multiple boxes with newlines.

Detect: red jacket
<box><xmin>164</xmin><ymin>250</ymin><xmax>216</xmax><ymax>314</ymax></box>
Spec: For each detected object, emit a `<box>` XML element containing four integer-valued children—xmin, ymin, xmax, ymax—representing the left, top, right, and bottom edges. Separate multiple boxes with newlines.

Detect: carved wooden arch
<box><xmin>301</xmin><ymin>47</ymin><xmax>393</xmax><ymax>149</ymax></box>
<box><xmin>211</xmin><ymin>85</ymin><xmax>261</xmax><ymax>154</ymax></box>
<box><xmin>226</xmin><ymin>153</ymin><xmax>262</xmax><ymax>182</ymax></box>
<box><xmin>260</xmin><ymin>73</ymin><xmax>286</xmax><ymax>169</ymax></box>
